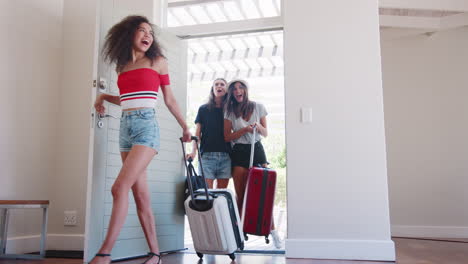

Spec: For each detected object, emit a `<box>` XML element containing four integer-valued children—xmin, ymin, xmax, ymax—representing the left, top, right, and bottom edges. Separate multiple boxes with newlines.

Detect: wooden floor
<box><xmin>1</xmin><ymin>238</ymin><xmax>467</xmax><ymax>264</ymax></box>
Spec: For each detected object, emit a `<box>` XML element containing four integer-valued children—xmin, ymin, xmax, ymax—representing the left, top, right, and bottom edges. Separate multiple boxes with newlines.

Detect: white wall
<box><xmin>381</xmin><ymin>27</ymin><xmax>468</xmax><ymax>238</ymax></box>
<box><xmin>50</xmin><ymin>0</ymin><xmax>99</xmax><ymax>250</ymax></box>
<box><xmin>284</xmin><ymin>0</ymin><xmax>394</xmax><ymax>261</ymax></box>
<box><xmin>0</xmin><ymin>0</ymin><xmax>98</xmax><ymax>253</ymax></box>
<box><xmin>0</xmin><ymin>0</ymin><xmax>64</xmax><ymax>253</ymax></box>
<box><xmin>1</xmin><ymin>0</ymin><xmax>183</xmax><ymax>254</ymax></box>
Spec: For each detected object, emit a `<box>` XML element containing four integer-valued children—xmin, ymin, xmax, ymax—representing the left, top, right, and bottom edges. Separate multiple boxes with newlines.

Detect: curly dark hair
<box><xmin>207</xmin><ymin>78</ymin><xmax>227</xmax><ymax>110</ymax></box>
<box><xmin>102</xmin><ymin>15</ymin><xmax>164</xmax><ymax>72</ymax></box>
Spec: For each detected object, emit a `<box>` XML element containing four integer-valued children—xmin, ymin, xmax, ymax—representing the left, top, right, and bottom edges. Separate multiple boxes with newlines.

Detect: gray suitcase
<box><xmin>180</xmin><ymin>137</ymin><xmax>244</xmax><ymax>260</ymax></box>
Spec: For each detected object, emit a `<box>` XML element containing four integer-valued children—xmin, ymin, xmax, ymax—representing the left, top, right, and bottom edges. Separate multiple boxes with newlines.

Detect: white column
<box><xmin>153</xmin><ymin>0</ymin><xmax>168</xmax><ymax>27</ymax></box>
<box><xmin>284</xmin><ymin>0</ymin><xmax>395</xmax><ymax>261</ymax></box>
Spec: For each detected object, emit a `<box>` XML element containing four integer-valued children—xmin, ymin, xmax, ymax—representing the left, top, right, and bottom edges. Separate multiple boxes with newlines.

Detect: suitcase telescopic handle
<box><xmin>179</xmin><ymin>136</ymin><xmax>211</xmax><ymax>203</ymax></box>
<box><xmin>241</xmin><ymin>126</ymin><xmax>257</xmax><ymax>226</ymax></box>
<box><xmin>249</xmin><ymin>126</ymin><xmax>257</xmax><ymax>169</ymax></box>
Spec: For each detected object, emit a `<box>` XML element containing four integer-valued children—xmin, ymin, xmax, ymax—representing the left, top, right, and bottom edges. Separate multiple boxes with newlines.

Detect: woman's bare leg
<box><xmin>216</xmin><ymin>179</ymin><xmax>230</xmax><ymax>189</ymax></box>
<box><xmin>232</xmin><ymin>166</ymin><xmax>249</xmax><ymax>216</ymax></box>
<box><xmin>205</xmin><ymin>179</ymin><xmax>214</xmax><ymax>189</ymax></box>
<box><xmin>132</xmin><ymin>165</ymin><xmax>161</xmax><ymax>264</ymax></box>
<box><xmin>90</xmin><ymin>145</ymin><xmax>156</xmax><ymax>264</ymax></box>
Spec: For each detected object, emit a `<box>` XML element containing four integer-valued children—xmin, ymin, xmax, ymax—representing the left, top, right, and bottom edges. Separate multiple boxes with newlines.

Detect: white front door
<box><xmin>84</xmin><ymin>0</ymin><xmax>188</xmax><ymax>262</ymax></box>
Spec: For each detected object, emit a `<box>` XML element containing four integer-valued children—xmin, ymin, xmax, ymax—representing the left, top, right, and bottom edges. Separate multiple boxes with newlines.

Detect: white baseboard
<box><xmin>5</xmin><ymin>234</ymin><xmax>84</xmax><ymax>254</ymax></box>
<box><xmin>285</xmin><ymin>238</ymin><xmax>395</xmax><ymax>261</ymax></box>
<box><xmin>5</xmin><ymin>235</ymin><xmax>41</xmax><ymax>254</ymax></box>
<box><xmin>392</xmin><ymin>225</ymin><xmax>468</xmax><ymax>239</ymax></box>
<box><xmin>48</xmin><ymin>234</ymin><xmax>85</xmax><ymax>250</ymax></box>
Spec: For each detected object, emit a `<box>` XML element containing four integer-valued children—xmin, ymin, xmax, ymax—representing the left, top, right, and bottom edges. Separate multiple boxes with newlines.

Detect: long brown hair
<box><xmin>225</xmin><ymin>80</ymin><xmax>255</xmax><ymax>119</ymax></box>
<box><xmin>102</xmin><ymin>15</ymin><xmax>164</xmax><ymax>72</ymax></box>
<box><xmin>207</xmin><ymin>78</ymin><xmax>227</xmax><ymax>110</ymax></box>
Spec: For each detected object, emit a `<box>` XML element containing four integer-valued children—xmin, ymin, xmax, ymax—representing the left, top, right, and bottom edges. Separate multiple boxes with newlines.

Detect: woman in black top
<box><xmin>187</xmin><ymin>78</ymin><xmax>231</xmax><ymax>188</ymax></box>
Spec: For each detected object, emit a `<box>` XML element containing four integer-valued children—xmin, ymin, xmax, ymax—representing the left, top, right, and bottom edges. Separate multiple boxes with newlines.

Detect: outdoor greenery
<box><xmin>262</xmin><ymin>136</ymin><xmax>286</xmax><ymax>208</ymax></box>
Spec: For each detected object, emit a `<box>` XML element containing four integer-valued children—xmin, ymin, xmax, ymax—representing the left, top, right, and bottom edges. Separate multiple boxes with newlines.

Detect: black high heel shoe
<box><xmin>142</xmin><ymin>252</ymin><xmax>161</xmax><ymax>264</ymax></box>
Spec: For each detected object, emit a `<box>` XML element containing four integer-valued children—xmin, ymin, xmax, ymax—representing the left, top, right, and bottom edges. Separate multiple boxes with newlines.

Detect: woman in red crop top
<box><xmin>92</xmin><ymin>16</ymin><xmax>191</xmax><ymax>264</ymax></box>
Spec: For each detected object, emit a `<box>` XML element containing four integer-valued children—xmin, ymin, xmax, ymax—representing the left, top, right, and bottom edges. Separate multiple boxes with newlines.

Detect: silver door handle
<box><xmin>99</xmin><ymin>78</ymin><xmax>107</xmax><ymax>91</ymax></box>
<box><xmin>98</xmin><ymin>113</ymin><xmax>119</xmax><ymax>119</ymax></box>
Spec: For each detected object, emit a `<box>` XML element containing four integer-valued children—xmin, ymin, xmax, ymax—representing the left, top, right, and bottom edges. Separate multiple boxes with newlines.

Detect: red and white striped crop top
<box><xmin>117</xmin><ymin>68</ymin><xmax>170</xmax><ymax>109</ymax></box>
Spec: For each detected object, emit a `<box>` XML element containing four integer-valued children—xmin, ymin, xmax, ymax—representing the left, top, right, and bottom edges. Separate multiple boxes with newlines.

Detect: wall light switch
<box><xmin>301</xmin><ymin>107</ymin><xmax>313</xmax><ymax>123</ymax></box>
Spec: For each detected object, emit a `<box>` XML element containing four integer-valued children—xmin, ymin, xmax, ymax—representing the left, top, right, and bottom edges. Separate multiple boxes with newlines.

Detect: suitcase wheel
<box><xmin>265</xmin><ymin>236</ymin><xmax>270</xmax><ymax>244</ymax></box>
<box><xmin>196</xmin><ymin>252</ymin><xmax>203</xmax><ymax>259</ymax></box>
<box><xmin>244</xmin><ymin>234</ymin><xmax>248</xmax><ymax>241</ymax></box>
<box><xmin>229</xmin><ymin>253</ymin><xmax>235</xmax><ymax>260</ymax></box>
<box><xmin>240</xmin><ymin>241</ymin><xmax>244</xmax><ymax>251</ymax></box>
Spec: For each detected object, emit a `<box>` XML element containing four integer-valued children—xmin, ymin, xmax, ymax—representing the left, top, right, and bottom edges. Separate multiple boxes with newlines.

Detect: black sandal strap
<box><xmin>143</xmin><ymin>252</ymin><xmax>161</xmax><ymax>264</ymax></box>
<box><xmin>95</xmin><ymin>253</ymin><xmax>111</xmax><ymax>257</ymax></box>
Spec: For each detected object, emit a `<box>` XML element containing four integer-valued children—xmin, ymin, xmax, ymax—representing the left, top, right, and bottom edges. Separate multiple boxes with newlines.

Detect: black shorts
<box><xmin>231</xmin><ymin>141</ymin><xmax>268</xmax><ymax>169</ymax></box>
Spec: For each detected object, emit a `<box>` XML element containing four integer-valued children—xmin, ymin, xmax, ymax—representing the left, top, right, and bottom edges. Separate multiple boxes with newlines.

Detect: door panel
<box><xmin>84</xmin><ymin>0</ymin><xmax>187</xmax><ymax>262</ymax></box>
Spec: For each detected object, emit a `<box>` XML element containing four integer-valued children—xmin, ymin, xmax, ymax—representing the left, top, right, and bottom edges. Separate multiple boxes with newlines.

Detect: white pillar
<box><xmin>284</xmin><ymin>0</ymin><xmax>395</xmax><ymax>261</ymax></box>
<box><xmin>153</xmin><ymin>0</ymin><xmax>167</xmax><ymax>27</ymax></box>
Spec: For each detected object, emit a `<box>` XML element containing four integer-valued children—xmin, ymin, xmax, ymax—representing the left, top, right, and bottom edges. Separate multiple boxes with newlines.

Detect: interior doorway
<box><xmin>183</xmin><ymin>31</ymin><xmax>286</xmax><ymax>253</ymax></box>
<box><xmin>163</xmin><ymin>0</ymin><xmax>286</xmax><ymax>254</ymax></box>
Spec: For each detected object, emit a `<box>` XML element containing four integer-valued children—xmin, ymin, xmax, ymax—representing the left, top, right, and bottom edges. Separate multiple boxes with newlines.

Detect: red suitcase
<box><xmin>242</xmin><ymin>128</ymin><xmax>277</xmax><ymax>244</ymax></box>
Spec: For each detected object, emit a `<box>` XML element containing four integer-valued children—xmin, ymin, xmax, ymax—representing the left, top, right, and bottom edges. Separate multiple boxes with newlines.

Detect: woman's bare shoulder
<box><xmin>151</xmin><ymin>56</ymin><xmax>168</xmax><ymax>74</ymax></box>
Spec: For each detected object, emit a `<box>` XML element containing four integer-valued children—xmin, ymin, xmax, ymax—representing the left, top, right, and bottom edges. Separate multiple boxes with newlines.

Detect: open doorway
<box><xmin>184</xmin><ymin>32</ymin><xmax>286</xmax><ymax>253</ymax></box>
<box><xmin>164</xmin><ymin>0</ymin><xmax>286</xmax><ymax>254</ymax></box>
<box><xmin>380</xmin><ymin>27</ymin><xmax>468</xmax><ymax>242</ymax></box>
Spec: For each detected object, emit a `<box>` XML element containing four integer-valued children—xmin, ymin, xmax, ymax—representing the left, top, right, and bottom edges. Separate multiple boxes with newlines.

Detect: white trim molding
<box><xmin>380</xmin><ymin>13</ymin><xmax>468</xmax><ymax>33</ymax></box>
<box><xmin>379</xmin><ymin>0</ymin><xmax>468</xmax><ymax>12</ymax></box>
<box><xmin>5</xmin><ymin>235</ymin><xmax>42</xmax><ymax>255</ymax></box>
<box><xmin>168</xmin><ymin>16</ymin><xmax>283</xmax><ymax>38</ymax></box>
<box><xmin>285</xmin><ymin>238</ymin><xmax>395</xmax><ymax>261</ymax></box>
<box><xmin>440</xmin><ymin>12</ymin><xmax>468</xmax><ymax>29</ymax></box>
<box><xmin>5</xmin><ymin>234</ymin><xmax>84</xmax><ymax>254</ymax></box>
<box><xmin>392</xmin><ymin>225</ymin><xmax>468</xmax><ymax>239</ymax></box>
<box><xmin>380</xmin><ymin>15</ymin><xmax>441</xmax><ymax>29</ymax></box>
<box><xmin>48</xmin><ymin>234</ymin><xmax>84</xmax><ymax>250</ymax></box>
<box><xmin>168</xmin><ymin>14</ymin><xmax>466</xmax><ymax>40</ymax></box>
<box><xmin>380</xmin><ymin>28</ymin><xmax>433</xmax><ymax>41</ymax></box>
<box><xmin>168</xmin><ymin>0</ymin><xmax>224</xmax><ymax>8</ymax></box>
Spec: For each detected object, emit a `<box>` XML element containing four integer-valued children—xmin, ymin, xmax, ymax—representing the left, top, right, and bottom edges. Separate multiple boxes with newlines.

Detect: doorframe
<box><xmin>165</xmin><ymin>14</ymin><xmax>287</xmax><ymax>253</ymax></box>
<box><xmin>168</xmin><ymin>16</ymin><xmax>283</xmax><ymax>39</ymax></box>
<box><xmin>83</xmin><ymin>0</ymin><xmax>102</xmax><ymax>259</ymax></box>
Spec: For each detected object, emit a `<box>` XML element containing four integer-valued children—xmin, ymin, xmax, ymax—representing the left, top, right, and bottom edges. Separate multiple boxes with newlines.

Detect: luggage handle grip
<box><xmin>180</xmin><ymin>136</ymin><xmax>199</xmax><ymax>142</ymax></box>
<box><xmin>180</xmin><ymin>136</ymin><xmax>211</xmax><ymax>205</ymax></box>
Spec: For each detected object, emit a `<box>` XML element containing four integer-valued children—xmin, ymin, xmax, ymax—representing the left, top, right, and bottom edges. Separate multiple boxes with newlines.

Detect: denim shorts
<box><xmin>119</xmin><ymin>108</ymin><xmax>160</xmax><ymax>152</ymax></box>
<box><xmin>199</xmin><ymin>152</ymin><xmax>232</xmax><ymax>180</ymax></box>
